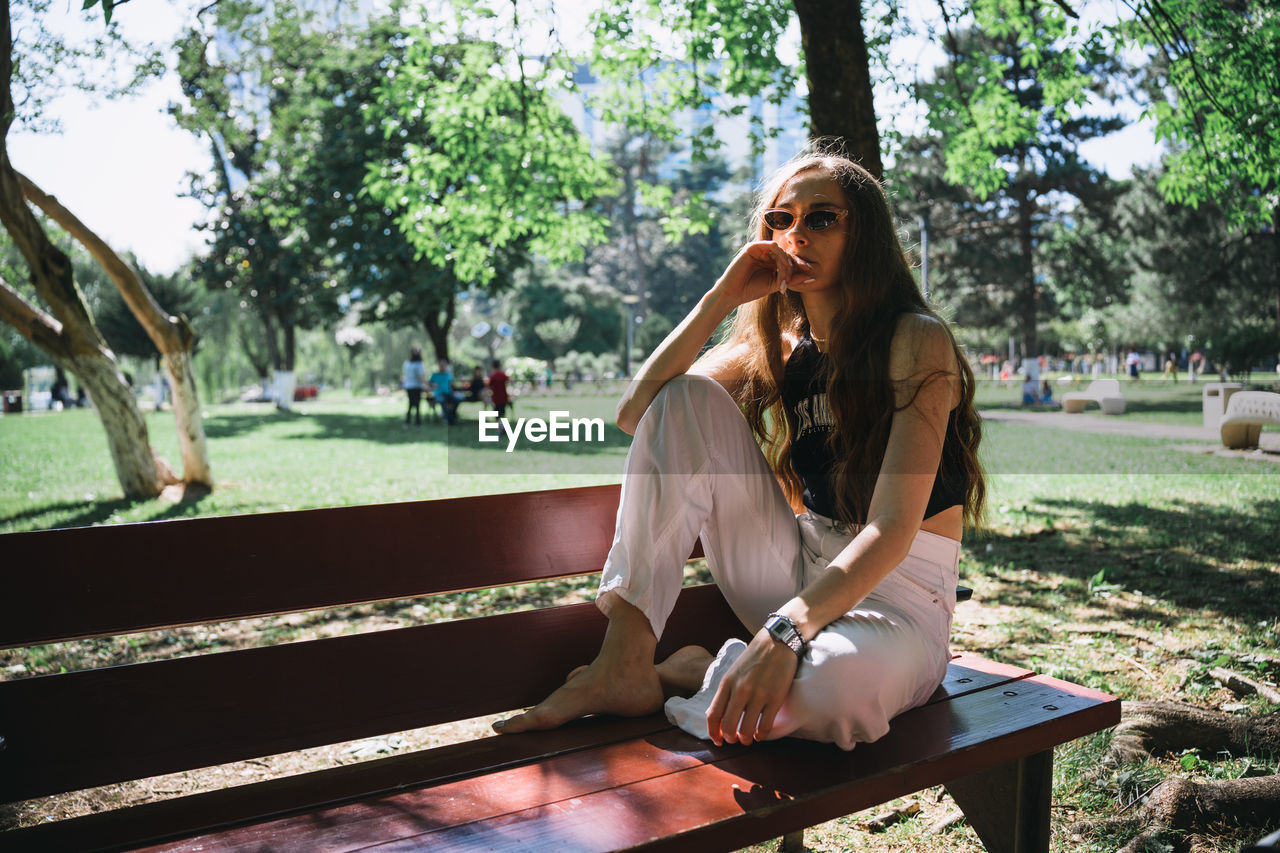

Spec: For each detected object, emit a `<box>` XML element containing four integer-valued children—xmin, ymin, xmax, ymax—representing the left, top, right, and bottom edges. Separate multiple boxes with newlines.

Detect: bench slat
<box><xmin>1</xmin><ymin>485</ymin><xmax>638</xmax><ymax>648</ymax></box>
<box><xmin>2</xmin><ymin>658</ymin><xmax>1036</xmax><ymax>853</ymax></box>
<box><xmin>131</xmin><ymin>674</ymin><xmax>1116</xmax><ymax>853</ymax></box>
<box><xmin>0</xmin><ymin>585</ymin><xmax>743</xmax><ymax>804</ymax></box>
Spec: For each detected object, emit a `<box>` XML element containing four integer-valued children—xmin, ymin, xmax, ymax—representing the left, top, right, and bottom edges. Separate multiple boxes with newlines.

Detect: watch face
<box><xmin>766</xmin><ymin>615</ymin><xmax>796</xmax><ymax>645</ymax></box>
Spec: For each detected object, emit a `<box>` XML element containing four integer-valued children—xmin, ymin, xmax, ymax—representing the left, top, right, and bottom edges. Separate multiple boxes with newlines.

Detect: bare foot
<box><xmin>492</xmin><ymin>657</ymin><xmax>663</xmax><ymax>734</ymax></box>
<box><xmin>656</xmin><ymin>645</ymin><xmax>714</xmax><ymax>698</ymax></box>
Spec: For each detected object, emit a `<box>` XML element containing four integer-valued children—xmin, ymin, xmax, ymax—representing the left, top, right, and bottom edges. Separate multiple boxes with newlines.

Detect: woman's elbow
<box><xmin>615</xmin><ymin>400</ymin><xmax>638</xmax><ymax>436</ymax></box>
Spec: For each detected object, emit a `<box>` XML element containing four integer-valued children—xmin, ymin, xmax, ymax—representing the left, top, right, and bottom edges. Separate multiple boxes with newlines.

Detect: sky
<box><xmin>8</xmin><ymin>1</ymin><xmax>1158</xmax><ymax>277</ymax></box>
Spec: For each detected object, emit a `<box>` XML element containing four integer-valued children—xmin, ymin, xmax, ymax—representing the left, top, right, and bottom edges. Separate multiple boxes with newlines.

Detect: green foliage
<box><xmin>511</xmin><ymin>267</ymin><xmax>622</xmax><ymax>361</ymax></box>
<box><xmin>173</xmin><ymin>0</ymin><xmax>343</xmax><ymax>371</ymax></box>
<box><xmin>906</xmin><ymin>10</ymin><xmax>1126</xmax><ymax>355</ymax></box>
<box><xmin>10</xmin><ymin>0</ymin><xmax>164</xmax><ymax>133</ymax></box>
<box><xmin>1113</xmin><ymin>167</ymin><xmax>1279</xmax><ymax>369</ymax></box>
<box><xmin>1125</xmin><ymin>0</ymin><xmax>1279</xmax><ymax>228</ymax></box>
<box><xmin>920</xmin><ymin>0</ymin><xmax>1117</xmax><ymax>198</ymax></box>
<box><xmin>364</xmin><ymin>7</ymin><xmax>612</xmax><ymax>288</ymax></box>
<box><xmin>586</xmin><ymin>0</ymin><xmax>797</xmax><ymax>158</ymax></box>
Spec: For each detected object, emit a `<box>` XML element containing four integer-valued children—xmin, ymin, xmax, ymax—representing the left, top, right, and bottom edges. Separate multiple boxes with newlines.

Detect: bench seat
<box><xmin>1061</xmin><ymin>379</ymin><xmax>1125</xmax><ymax>415</ymax></box>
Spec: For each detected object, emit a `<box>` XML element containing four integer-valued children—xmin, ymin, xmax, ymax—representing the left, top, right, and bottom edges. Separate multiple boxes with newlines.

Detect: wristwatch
<box><xmin>764</xmin><ymin>613</ymin><xmax>807</xmax><ymax>659</ymax></box>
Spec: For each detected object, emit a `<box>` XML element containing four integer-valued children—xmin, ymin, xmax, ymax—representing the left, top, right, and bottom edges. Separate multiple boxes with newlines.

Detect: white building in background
<box><xmin>562</xmin><ymin>63</ymin><xmax>809</xmax><ymax>195</ymax></box>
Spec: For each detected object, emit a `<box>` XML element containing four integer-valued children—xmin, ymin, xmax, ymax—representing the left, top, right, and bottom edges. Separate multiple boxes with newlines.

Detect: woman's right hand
<box><xmin>713</xmin><ymin>241</ymin><xmax>814</xmax><ymax>308</ymax></box>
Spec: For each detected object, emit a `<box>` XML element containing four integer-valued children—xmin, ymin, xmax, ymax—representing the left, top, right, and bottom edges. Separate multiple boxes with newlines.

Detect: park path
<box><xmin>979</xmin><ymin>409</ymin><xmax>1216</xmax><ymax>440</ymax></box>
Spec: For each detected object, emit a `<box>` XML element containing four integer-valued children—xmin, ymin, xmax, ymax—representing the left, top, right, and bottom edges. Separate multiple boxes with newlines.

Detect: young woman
<box><xmin>494</xmin><ymin>151</ymin><xmax>985</xmax><ymax>750</ymax></box>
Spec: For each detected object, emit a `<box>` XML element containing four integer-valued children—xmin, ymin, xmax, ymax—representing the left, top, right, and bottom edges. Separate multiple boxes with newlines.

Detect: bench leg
<box><xmin>779</xmin><ymin>829</ymin><xmax>805</xmax><ymax>852</ymax></box>
<box><xmin>943</xmin><ymin>749</ymin><xmax>1052</xmax><ymax>853</ymax></box>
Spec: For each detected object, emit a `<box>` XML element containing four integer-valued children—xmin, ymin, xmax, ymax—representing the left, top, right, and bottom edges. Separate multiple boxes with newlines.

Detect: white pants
<box><xmin>597</xmin><ymin>375</ymin><xmax>960</xmax><ymax>750</ymax></box>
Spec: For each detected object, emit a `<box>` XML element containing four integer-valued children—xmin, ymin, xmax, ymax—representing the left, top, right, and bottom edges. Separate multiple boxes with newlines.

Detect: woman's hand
<box><xmin>705</xmin><ymin>630</ymin><xmax>800</xmax><ymax>746</ymax></box>
<box><xmin>714</xmin><ymin>241</ymin><xmax>814</xmax><ymax>309</ymax></box>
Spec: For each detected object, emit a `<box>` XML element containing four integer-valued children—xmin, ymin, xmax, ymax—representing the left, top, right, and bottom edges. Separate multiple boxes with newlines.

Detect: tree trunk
<box><xmin>0</xmin><ymin>0</ymin><xmax>173</xmax><ymax>499</ymax></box>
<box><xmin>0</xmin><ymin>278</ymin><xmax>176</xmax><ymax>497</ymax></box>
<box><xmin>71</xmin><ymin>351</ymin><xmax>180</xmax><ymax>495</ymax></box>
<box><xmin>17</xmin><ymin>172</ymin><xmax>212</xmax><ymax>486</ymax></box>
<box><xmin>424</xmin><ymin>294</ymin><xmax>456</xmax><ymax>364</ymax></box>
<box><xmin>1015</xmin><ymin>181</ymin><xmax>1038</xmax><ymax>359</ymax></box>
<box><xmin>281</xmin><ymin>312</ymin><xmax>295</xmax><ymax>373</ymax></box>
<box><xmin>792</xmin><ymin>0</ymin><xmax>883</xmax><ymax>179</ymax></box>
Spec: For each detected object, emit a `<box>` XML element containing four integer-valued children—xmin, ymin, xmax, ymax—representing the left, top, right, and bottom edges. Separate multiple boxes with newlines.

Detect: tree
<box><xmin>21</xmin><ymin>175</ymin><xmax>212</xmax><ymax>483</ymax></box>
<box><xmin>174</xmin><ymin>0</ymin><xmax>340</xmax><ymax>389</ymax></box>
<box><xmin>0</xmin><ymin>0</ymin><xmax>210</xmax><ymax>497</ymax></box>
<box><xmin>1123</xmin><ymin>0</ymin><xmax>1279</xmax><ymax>229</ymax></box>
<box><xmin>88</xmin><ymin>256</ymin><xmax>207</xmax><ymax>367</ymax></box>
<box><xmin>585</xmin><ymin>0</ymin><xmax>1276</xmax><ymax>243</ymax></box>
<box><xmin>910</xmin><ymin>13</ymin><xmax>1124</xmax><ymax>359</ymax></box>
<box><xmin>363</xmin><ymin>6</ymin><xmax>613</xmax><ymax>359</ymax></box>
<box><xmin>511</xmin><ymin>266</ymin><xmax>621</xmax><ymax>362</ymax></box>
<box><xmin>1113</xmin><ymin>167</ymin><xmax>1279</xmax><ymax>376</ymax></box>
<box><xmin>294</xmin><ymin>13</ymin><xmax>528</xmax><ymax>364</ymax></box>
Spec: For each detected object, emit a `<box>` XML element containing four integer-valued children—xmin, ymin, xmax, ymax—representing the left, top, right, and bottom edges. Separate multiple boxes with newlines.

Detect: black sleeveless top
<box><xmin>780</xmin><ymin>336</ymin><xmax>967</xmax><ymax>522</ymax></box>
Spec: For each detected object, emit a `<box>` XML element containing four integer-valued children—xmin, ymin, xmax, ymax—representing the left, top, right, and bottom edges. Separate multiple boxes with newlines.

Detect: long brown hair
<box><xmin>702</xmin><ymin>149</ymin><xmax>986</xmax><ymax>529</ymax></box>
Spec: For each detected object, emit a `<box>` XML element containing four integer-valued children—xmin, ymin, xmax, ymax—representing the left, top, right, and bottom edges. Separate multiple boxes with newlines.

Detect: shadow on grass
<box><xmin>0</xmin><ymin>489</ymin><xmax>212</xmax><ymax>532</ymax></box>
<box><xmin>966</xmin><ymin>497</ymin><xmax>1280</xmax><ymax>625</ymax></box>
<box><xmin>1116</xmin><ymin>397</ymin><xmax>1203</xmax><ymax>416</ymax></box>
<box><xmin>199</xmin><ymin>409</ymin><xmax>637</xmax><ymax>458</ymax></box>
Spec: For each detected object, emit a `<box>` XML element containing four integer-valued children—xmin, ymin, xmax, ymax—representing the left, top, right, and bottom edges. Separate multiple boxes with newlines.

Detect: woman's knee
<box><xmin>781</xmin><ymin>623</ymin><xmax>938</xmax><ymax>746</ymax></box>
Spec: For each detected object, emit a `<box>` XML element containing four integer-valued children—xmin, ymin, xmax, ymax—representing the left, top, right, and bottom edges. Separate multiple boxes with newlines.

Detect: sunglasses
<box><xmin>762</xmin><ymin>208</ymin><xmax>848</xmax><ymax>232</ymax></box>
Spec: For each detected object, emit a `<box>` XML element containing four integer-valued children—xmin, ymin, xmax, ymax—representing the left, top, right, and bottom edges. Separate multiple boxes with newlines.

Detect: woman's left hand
<box><xmin>705</xmin><ymin>631</ymin><xmax>800</xmax><ymax>746</ymax></box>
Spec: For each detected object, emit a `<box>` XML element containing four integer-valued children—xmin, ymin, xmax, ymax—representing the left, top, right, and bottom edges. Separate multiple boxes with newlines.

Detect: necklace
<box><xmin>810</xmin><ymin>333</ymin><xmax>828</xmax><ymax>344</ymax></box>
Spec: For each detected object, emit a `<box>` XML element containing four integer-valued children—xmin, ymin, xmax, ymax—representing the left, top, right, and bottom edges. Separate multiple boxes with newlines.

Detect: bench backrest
<box><xmin>1224</xmin><ymin>390</ymin><xmax>1280</xmax><ymax>420</ymax></box>
<box><xmin>1084</xmin><ymin>379</ymin><xmax>1122</xmax><ymax>397</ymax></box>
<box><xmin>0</xmin><ymin>485</ymin><xmax>739</xmax><ymax>806</ymax></box>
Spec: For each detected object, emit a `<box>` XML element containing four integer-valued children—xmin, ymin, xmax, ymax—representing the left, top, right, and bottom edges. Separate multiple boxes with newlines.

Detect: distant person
<box><xmin>1189</xmin><ymin>350</ymin><xmax>1204</xmax><ymax>383</ymax></box>
<box><xmin>51</xmin><ymin>367</ymin><xmax>71</xmax><ymax>410</ymax></box>
<box><xmin>488</xmin><ymin>359</ymin><xmax>511</xmax><ymax>420</ymax></box>
<box><xmin>466</xmin><ymin>366</ymin><xmax>490</xmax><ymax>405</ymax></box>
<box><xmin>402</xmin><ymin>346</ymin><xmax>427</xmax><ymax>427</ymax></box>
<box><xmin>429</xmin><ymin>358</ymin><xmax>460</xmax><ymax>425</ymax></box>
<box><xmin>1040</xmin><ymin>378</ymin><xmax>1054</xmax><ymax>405</ymax></box>
<box><xmin>1162</xmin><ymin>353</ymin><xmax>1177</xmax><ymax>383</ymax></box>
<box><xmin>1021</xmin><ymin>374</ymin><xmax>1038</xmax><ymax>405</ymax></box>
<box><xmin>1126</xmin><ymin>349</ymin><xmax>1142</xmax><ymax>381</ymax></box>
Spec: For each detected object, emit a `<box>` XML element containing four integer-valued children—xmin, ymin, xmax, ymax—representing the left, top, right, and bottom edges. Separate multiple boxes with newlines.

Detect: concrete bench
<box><xmin>1061</xmin><ymin>378</ymin><xmax>1126</xmax><ymax>415</ymax></box>
<box><xmin>0</xmin><ymin>486</ymin><xmax>1119</xmax><ymax>852</ymax></box>
<box><xmin>1220</xmin><ymin>390</ymin><xmax>1280</xmax><ymax>449</ymax></box>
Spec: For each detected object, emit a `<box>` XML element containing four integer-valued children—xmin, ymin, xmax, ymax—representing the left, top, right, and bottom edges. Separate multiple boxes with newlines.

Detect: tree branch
<box><xmin>17</xmin><ymin>171</ymin><xmax>191</xmax><ymax>354</ymax></box>
<box><xmin>0</xmin><ymin>275</ymin><xmax>70</xmax><ymax>358</ymax></box>
<box><xmin>1047</xmin><ymin>0</ymin><xmax>1080</xmax><ymax>20</ymax></box>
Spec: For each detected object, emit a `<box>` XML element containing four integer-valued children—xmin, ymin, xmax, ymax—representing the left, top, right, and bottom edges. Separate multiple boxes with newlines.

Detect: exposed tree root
<box><xmin>1070</xmin><ymin>702</ymin><xmax>1280</xmax><ymax>852</ymax></box>
<box><xmin>1108</xmin><ymin>701</ymin><xmax>1280</xmax><ymax>765</ymax></box>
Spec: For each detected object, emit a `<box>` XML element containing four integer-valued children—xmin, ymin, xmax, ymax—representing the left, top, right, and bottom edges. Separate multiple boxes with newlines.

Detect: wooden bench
<box><xmin>1060</xmin><ymin>378</ymin><xmax>1126</xmax><ymax>415</ymax></box>
<box><xmin>1220</xmin><ymin>390</ymin><xmax>1280</xmax><ymax>449</ymax></box>
<box><xmin>0</xmin><ymin>485</ymin><xmax>1120</xmax><ymax>852</ymax></box>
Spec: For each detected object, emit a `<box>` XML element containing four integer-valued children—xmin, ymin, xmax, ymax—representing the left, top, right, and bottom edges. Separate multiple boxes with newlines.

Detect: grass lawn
<box><xmin>2</xmin><ymin>383</ymin><xmax>1278</xmax><ymax>850</ymax></box>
